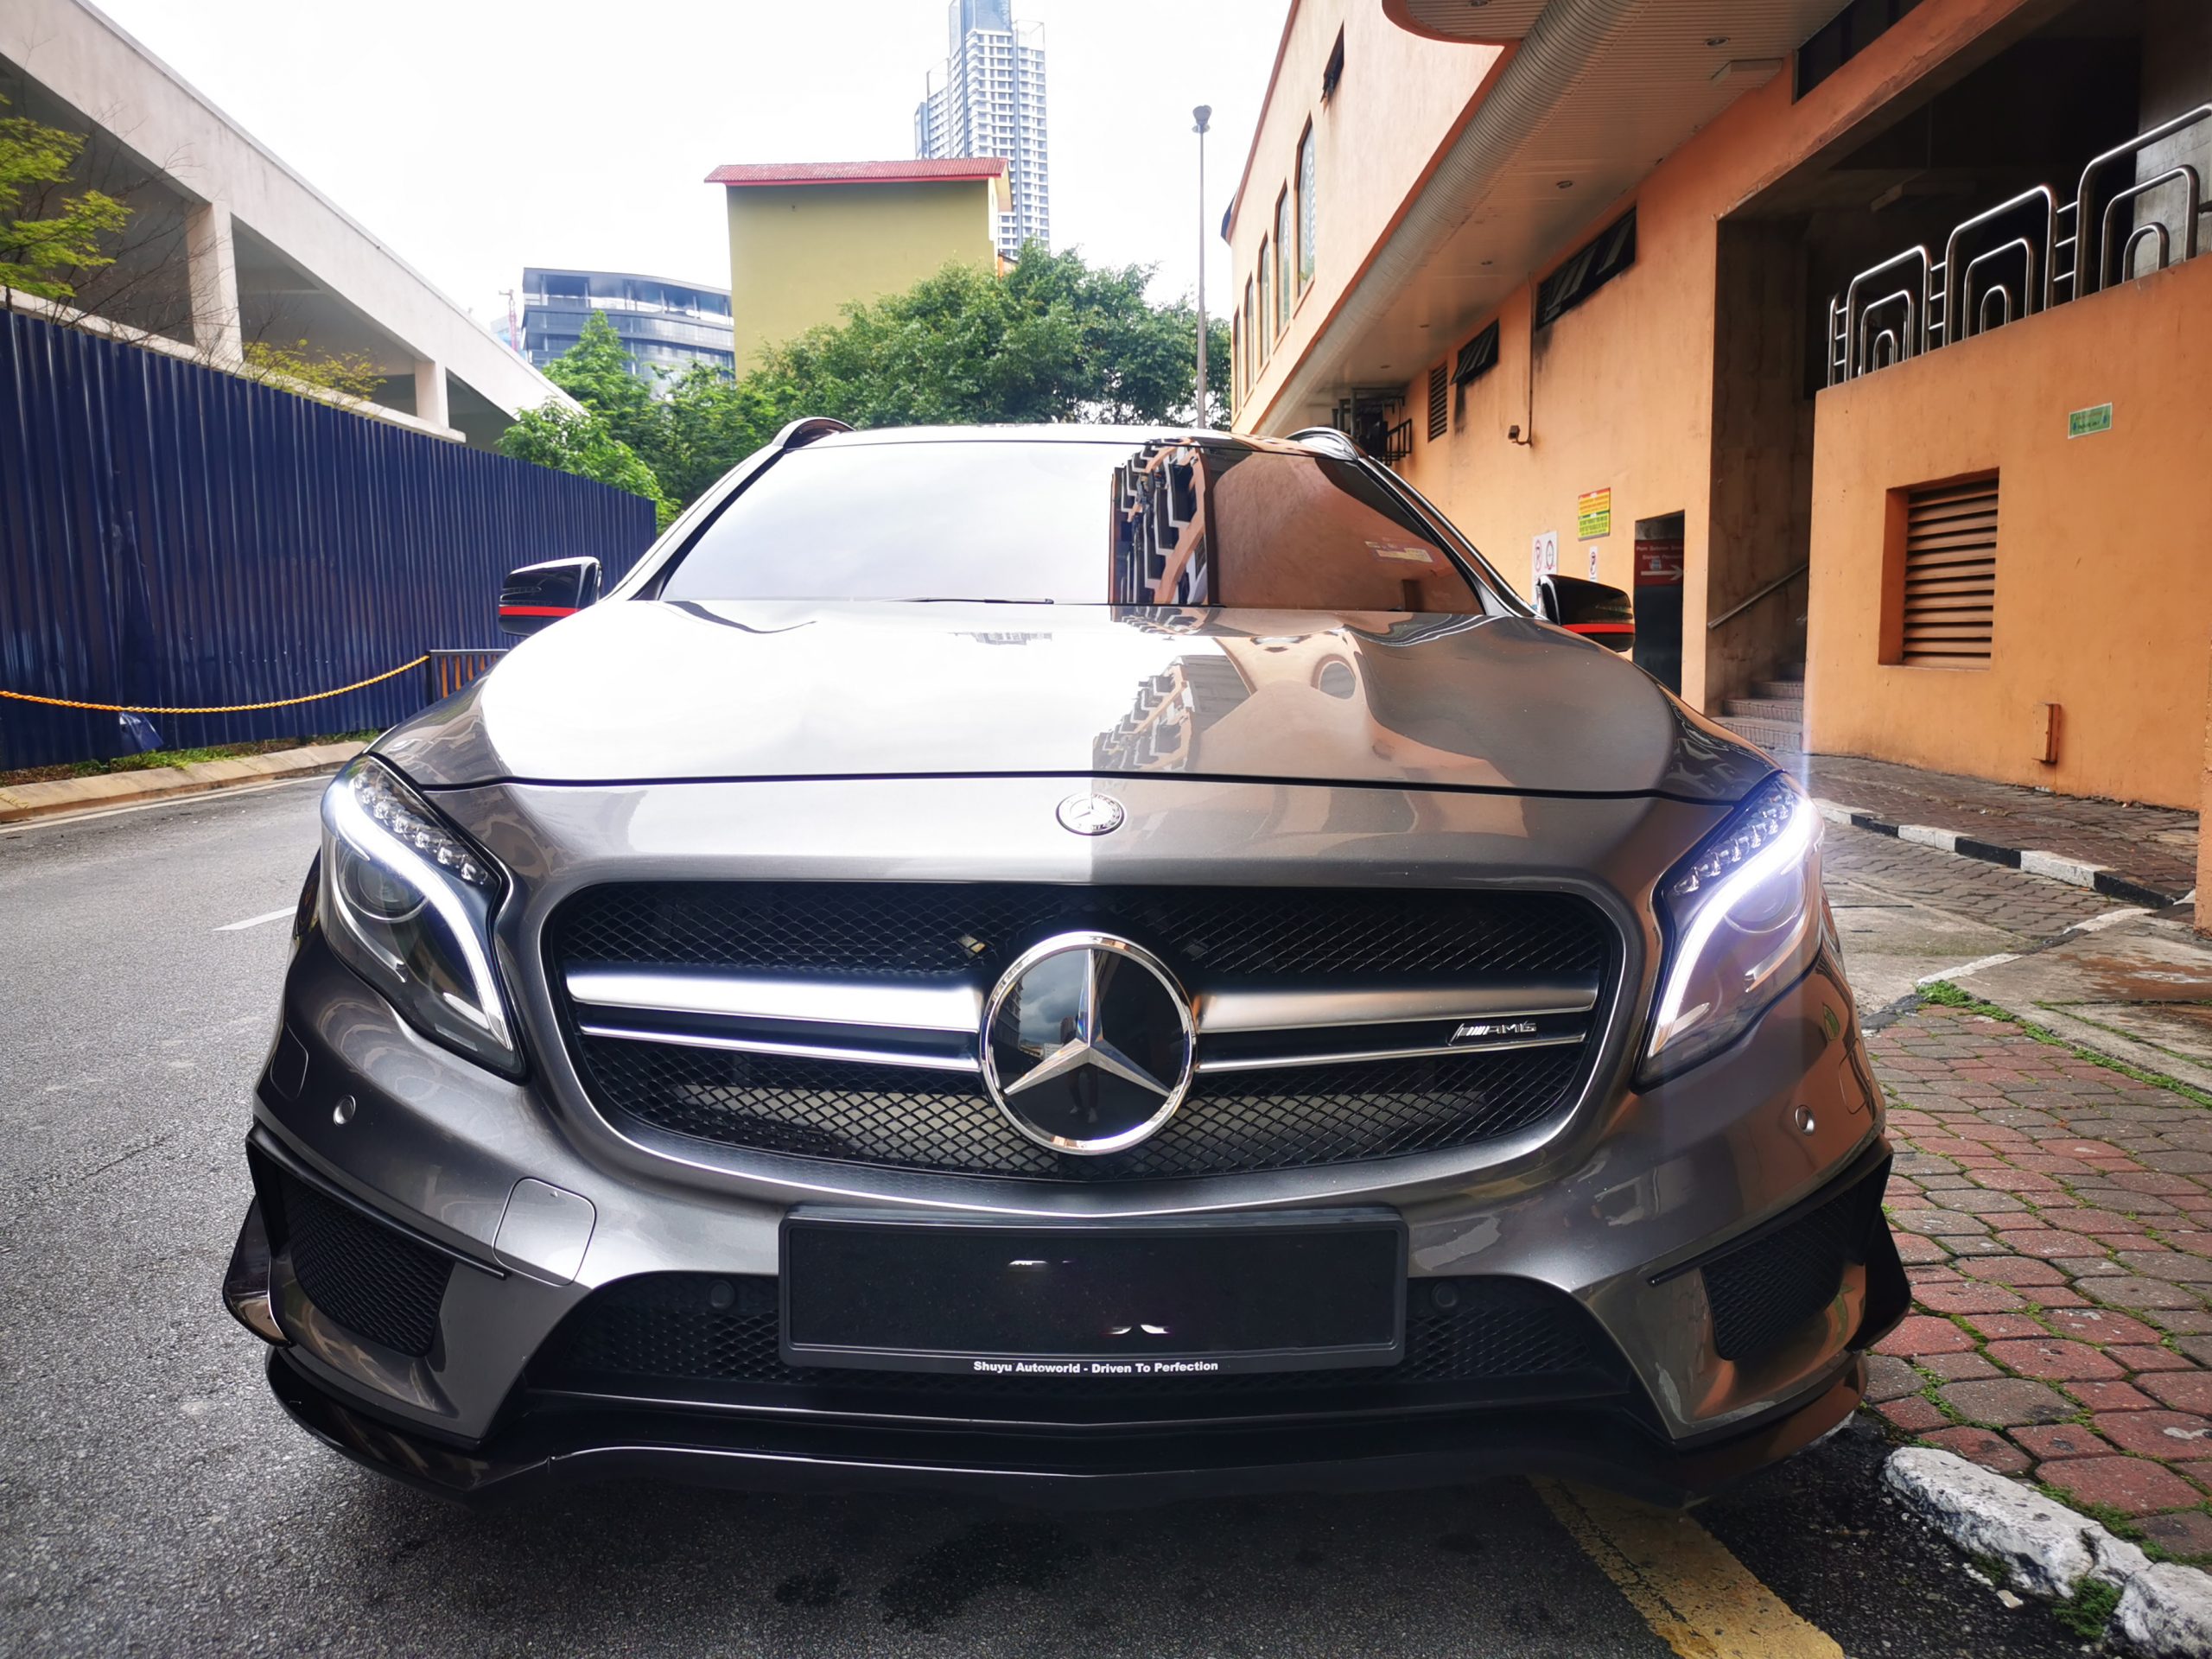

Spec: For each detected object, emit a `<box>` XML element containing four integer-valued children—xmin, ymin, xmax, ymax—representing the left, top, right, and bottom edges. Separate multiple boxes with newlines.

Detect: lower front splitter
<box><xmin>265</xmin><ymin>1347</ymin><xmax>1864</xmax><ymax>1511</ymax></box>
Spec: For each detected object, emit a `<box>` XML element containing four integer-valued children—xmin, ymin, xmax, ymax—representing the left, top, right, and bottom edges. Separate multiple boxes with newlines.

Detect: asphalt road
<box><xmin>0</xmin><ymin>782</ymin><xmax>2086</xmax><ymax>1656</ymax></box>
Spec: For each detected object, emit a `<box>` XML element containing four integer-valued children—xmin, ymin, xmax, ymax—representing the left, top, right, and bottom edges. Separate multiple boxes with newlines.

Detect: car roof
<box><xmin>803</xmin><ymin>423</ymin><xmax>1315</xmax><ymax>455</ymax></box>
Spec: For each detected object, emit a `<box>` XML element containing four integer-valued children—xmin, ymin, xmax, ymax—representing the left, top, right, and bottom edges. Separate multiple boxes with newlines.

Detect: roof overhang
<box><xmin>1382</xmin><ymin>0</ymin><xmax>1554</xmax><ymax>41</ymax></box>
<box><xmin>1251</xmin><ymin>0</ymin><xmax>1842</xmax><ymax>432</ymax></box>
<box><xmin>707</xmin><ymin>158</ymin><xmax>1013</xmax><ymax>213</ymax></box>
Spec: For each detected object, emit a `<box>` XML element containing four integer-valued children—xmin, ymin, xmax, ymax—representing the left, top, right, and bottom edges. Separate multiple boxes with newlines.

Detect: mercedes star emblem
<box><xmin>980</xmin><ymin>931</ymin><xmax>1195</xmax><ymax>1154</ymax></box>
<box><xmin>1055</xmin><ymin>793</ymin><xmax>1125</xmax><ymax>836</ymax></box>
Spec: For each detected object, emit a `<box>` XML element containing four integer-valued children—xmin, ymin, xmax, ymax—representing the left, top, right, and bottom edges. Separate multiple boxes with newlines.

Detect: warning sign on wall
<box><xmin>1577</xmin><ymin>488</ymin><xmax>1612</xmax><ymax>540</ymax></box>
<box><xmin>1530</xmin><ymin>530</ymin><xmax>1560</xmax><ymax>590</ymax></box>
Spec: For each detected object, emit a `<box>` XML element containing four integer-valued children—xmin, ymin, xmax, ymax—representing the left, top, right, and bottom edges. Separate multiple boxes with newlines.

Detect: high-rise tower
<box><xmin>914</xmin><ymin>0</ymin><xmax>1048</xmax><ymax>262</ymax></box>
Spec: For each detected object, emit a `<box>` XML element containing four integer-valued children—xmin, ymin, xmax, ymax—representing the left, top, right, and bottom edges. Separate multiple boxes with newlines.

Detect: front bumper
<box><xmin>261</xmin><ymin>1340</ymin><xmax>1868</xmax><ymax>1510</ymax></box>
<box><xmin>228</xmin><ymin>965</ymin><xmax>1905</xmax><ymax>1506</ymax></box>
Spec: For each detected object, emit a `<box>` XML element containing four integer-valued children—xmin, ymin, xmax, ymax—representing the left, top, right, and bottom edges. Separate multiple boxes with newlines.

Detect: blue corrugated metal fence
<box><xmin>0</xmin><ymin>306</ymin><xmax>656</xmax><ymax>768</ymax></box>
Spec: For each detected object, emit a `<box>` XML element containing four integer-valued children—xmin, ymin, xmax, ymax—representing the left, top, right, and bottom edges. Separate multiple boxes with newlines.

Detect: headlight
<box><xmin>1642</xmin><ymin>773</ymin><xmax>1824</xmax><ymax>1083</ymax></box>
<box><xmin>321</xmin><ymin>757</ymin><xmax>521</xmax><ymax>1076</ymax></box>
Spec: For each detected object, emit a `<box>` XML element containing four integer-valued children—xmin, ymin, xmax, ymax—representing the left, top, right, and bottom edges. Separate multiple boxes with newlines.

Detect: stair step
<box><xmin>1751</xmin><ymin>678</ymin><xmax>1805</xmax><ymax>700</ymax></box>
<box><xmin>1719</xmin><ymin>715</ymin><xmax>1805</xmax><ymax>757</ymax></box>
<box><xmin>1724</xmin><ymin>696</ymin><xmax>1804</xmax><ymax>721</ymax></box>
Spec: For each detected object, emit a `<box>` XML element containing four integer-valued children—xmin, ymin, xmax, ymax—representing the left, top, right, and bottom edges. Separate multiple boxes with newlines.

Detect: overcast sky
<box><xmin>92</xmin><ymin>0</ymin><xmax>1288</xmax><ymax>336</ymax></box>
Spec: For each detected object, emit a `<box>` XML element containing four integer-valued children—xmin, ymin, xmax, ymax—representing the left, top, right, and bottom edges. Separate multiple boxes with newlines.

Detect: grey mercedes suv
<box><xmin>221</xmin><ymin>420</ymin><xmax>1906</xmax><ymax>1505</ymax></box>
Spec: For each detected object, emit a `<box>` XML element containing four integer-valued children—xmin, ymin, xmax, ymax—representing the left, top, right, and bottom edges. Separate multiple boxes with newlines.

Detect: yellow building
<box><xmin>709</xmin><ymin>158</ymin><xmax>1012</xmax><ymax>371</ymax></box>
<box><xmin>1227</xmin><ymin>0</ymin><xmax>2210</xmax><ymax>817</ymax></box>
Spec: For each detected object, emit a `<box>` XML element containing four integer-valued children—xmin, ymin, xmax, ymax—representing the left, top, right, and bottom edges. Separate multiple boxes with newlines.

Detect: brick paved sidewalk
<box><xmin>1802</xmin><ymin>753</ymin><xmax>2199</xmax><ymax>904</ymax></box>
<box><xmin>1866</xmin><ymin>1003</ymin><xmax>2212</xmax><ymax>1561</ymax></box>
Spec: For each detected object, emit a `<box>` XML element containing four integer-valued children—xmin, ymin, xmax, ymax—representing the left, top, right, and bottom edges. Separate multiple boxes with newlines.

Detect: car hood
<box><xmin>377</xmin><ymin>600</ymin><xmax>1768</xmax><ymax>801</ymax></box>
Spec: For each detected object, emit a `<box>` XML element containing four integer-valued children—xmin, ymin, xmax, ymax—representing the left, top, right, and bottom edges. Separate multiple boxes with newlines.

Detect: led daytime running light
<box><xmin>326</xmin><ymin>764</ymin><xmax>513</xmax><ymax>1052</ymax></box>
<box><xmin>1648</xmin><ymin>782</ymin><xmax>1820</xmax><ymax>1055</ymax></box>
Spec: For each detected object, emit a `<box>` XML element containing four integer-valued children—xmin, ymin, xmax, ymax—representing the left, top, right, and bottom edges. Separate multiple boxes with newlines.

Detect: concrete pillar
<box><xmin>413</xmin><ymin>360</ymin><xmax>450</xmax><ymax>430</ymax></box>
<box><xmin>184</xmin><ymin>201</ymin><xmax>243</xmax><ymax>369</ymax></box>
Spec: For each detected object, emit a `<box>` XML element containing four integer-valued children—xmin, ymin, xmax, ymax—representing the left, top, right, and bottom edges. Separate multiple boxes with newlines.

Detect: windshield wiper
<box><xmin>896</xmin><ymin>596</ymin><xmax>1056</xmax><ymax>604</ymax></box>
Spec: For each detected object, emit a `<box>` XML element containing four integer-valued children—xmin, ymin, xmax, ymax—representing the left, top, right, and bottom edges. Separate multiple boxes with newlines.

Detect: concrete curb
<box><xmin>1885</xmin><ymin>1447</ymin><xmax>2212</xmax><ymax>1654</ymax></box>
<box><xmin>1813</xmin><ymin>798</ymin><xmax>2192</xmax><ymax>910</ymax></box>
<box><xmin>0</xmin><ymin>741</ymin><xmax>365</xmax><ymax>824</ymax></box>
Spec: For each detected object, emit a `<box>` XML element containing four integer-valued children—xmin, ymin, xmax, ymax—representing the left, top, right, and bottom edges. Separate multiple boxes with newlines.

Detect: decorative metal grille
<box><xmin>1828</xmin><ymin>105</ymin><xmax>2210</xmax><ymax>385</ymax></box>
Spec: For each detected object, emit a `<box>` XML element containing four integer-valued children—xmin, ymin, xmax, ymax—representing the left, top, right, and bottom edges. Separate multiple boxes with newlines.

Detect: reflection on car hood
<box><xmin>376</xmin><ymin>600</ymin><xmax>1769</xmax><ymax>801</ymax></box>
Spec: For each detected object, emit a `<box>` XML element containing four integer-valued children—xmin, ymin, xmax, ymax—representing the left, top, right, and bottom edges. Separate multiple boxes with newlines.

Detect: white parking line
<box><xmin>2065</xmin><ymin>906</ymin><xmax>2151</xmax><ymax>935</ymax></box>
<box><xmin>215</xmin><ymin>906</ymin><xmax>296</xmax><ymax>933</ymax></box>
<box><xmin>1915</xmin><ymin>951</ymin><xmax>2020</xmax><ymax>985</ymax></box>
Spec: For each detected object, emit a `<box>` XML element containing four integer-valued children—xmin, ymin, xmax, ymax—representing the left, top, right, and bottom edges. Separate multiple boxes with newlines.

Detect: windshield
<box><xmin>655</xmin><ymin>438</ymin><xmax>1499</xmax><ymax>613</ymax></box>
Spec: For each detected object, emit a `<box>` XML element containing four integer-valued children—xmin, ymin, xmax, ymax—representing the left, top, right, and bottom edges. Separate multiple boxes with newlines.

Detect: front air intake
<box><xmin>269</xmin><ymin>1169</ymin><xmax>452</xmax><ymax>1358</ymax></box>
<box><xmin>1700</xmin><ymin>1164</ymin><xmax>1889</xmax><ymax>1364</ymax></box>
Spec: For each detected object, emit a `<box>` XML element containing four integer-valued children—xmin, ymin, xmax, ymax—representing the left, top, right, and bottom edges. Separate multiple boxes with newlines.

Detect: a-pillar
<box><xmin>414</xmin><ymin>360</ymin><xmax>450</xmax><ymax>430</ymax></box>
<box><xmin>184</xmin><ymin>201</ymin><xmax>243</xmax><ymax>369</ymax></box>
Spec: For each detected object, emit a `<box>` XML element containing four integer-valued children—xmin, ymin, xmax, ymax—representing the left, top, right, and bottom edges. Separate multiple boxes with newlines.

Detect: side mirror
<box><xmin>1536</xmin><ymin>574</ymin><xmax>1636</xmax><ymax>653</ymax></box>
<box><xmin>499</xmin><ymin>556</ymin><xmax>602</xmax><ymax>638</ymax></box>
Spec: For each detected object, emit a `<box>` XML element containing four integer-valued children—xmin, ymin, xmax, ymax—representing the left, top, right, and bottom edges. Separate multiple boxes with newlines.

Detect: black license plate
<box><xmin>781</xmin><ymin>1208</ymin><xmax>1407</xmax><ymax>1377</ymax></box>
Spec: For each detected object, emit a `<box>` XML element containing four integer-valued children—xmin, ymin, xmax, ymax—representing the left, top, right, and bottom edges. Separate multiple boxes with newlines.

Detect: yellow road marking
<box><xmin>1535</xmin><ymin>1479</ymin><xmax>1844</xmax><ymax>1659</ymax></box>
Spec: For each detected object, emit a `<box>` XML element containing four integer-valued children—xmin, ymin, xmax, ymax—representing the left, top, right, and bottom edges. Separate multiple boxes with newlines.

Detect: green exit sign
<box><xmin>2068</xmin><ymin>403</ymin><xmax>2113</xmax><ymax>439</ymax></box>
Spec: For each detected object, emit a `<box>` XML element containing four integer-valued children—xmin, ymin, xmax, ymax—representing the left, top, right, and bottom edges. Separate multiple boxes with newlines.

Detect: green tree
<box><xmin>541</xmin><ymin>309</ymin><xmax>663</xmax><ymax>457</ymax></box>
<box><xmin>241</xmin><ymin>338</ymin><xmax>386</xmax><ymax>404</ymax></box>
<box><xmin>0</xmin><ymin>96</ymin><xmax>130</xmax><ymax>302</ymax></box>
<box><xmin>499</xmin><ymin>245</ymin><xmax>1228</xmax><ymax>518</ymax></box>
<box><xmin>498</xmin><ymin>403</ymin><xmax>673</xmax><ymax>529</ymax></box>
<box><xmin>650</xmin><ymin>361</ymin><xmax>788</xmax><ymax>508</ymax></box>
<box><xmin>754</xmin><ymin>245</ymin><xmax>1226</xmax><ymax>430</ymax></box>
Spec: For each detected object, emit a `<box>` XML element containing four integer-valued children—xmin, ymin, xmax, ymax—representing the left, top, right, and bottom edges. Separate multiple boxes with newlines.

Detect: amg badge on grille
<box><xmin>981</xmin><ymin>932</ymin><xmax>1195</xmax><ymax>1154</ymax></box>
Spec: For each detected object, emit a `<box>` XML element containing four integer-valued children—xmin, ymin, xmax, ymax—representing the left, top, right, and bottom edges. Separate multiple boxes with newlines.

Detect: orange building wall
<box><xmin>1804</xmin><ymin>254</ymin><xmax>2212</xmax><ymax>810</ymax></box>
<box><xmin>1389</xmin><ymin>0</ymin><xmax>2047</xmax><ymax>712</ymax></box>
<box><xmin>1234</xmin><ymin>0</ymin><xmax>2044</xmax><ymax>715</ymax></box>
<box><xmin>1225</xmin><ymin>0</ymin><xmax>1499</xmax><ymax>416</ymax></box>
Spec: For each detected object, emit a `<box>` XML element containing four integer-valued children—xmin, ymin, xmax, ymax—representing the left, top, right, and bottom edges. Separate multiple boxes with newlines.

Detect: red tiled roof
<box><xmin>705</xmin><ymin>158</ymin><xmax>1009</xmax><ymax>188</ymax></box>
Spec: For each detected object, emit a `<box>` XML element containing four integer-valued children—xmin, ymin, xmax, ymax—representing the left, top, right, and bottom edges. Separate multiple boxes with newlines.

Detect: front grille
<box><xmin>271</xmin><ymin>1171</ymin><xmax>452</xmax><ymax>1358</ymax></box>
<box><xmin>530</xmin><ymin>1272</ymin><xmax>1629</xmax><ymax>1415</ymax></box>
<box><xmin>1701</xmin><ymin>1170</ymin><xmax>1884</xmax><ymax>1363</ymax></box>
<box><xmin>553</xmin><ymin>882</ymin><xmax>1605</xmax><ymax>984</ymax></box>
<box><xmin>550</xmin><ymin>882</ymin><xmax>1613</xmax><ymax>1181</ymax></box>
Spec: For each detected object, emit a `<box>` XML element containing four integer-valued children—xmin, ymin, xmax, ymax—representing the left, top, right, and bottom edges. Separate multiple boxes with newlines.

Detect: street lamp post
<box><xmin>1192</xmin><ymin>104</ymin><xmax>1211</xmax><ymax>428</ymax></box>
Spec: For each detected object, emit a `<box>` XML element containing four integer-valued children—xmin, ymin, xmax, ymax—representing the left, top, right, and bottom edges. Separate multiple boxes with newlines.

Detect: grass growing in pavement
<box><xmin>2051</xmin><ymin>1576</ymin><xmax>2120</xmax><ymax>1637</ymax></box>
<box><xmin>1916</xmin><ymin>981</ymin><xmax>2212</xmax><ymax>1110</ymax></box>
<box><xmin>0</xmin><ymin>732</ymin><xmax>376</xmax><ymax>789</ymax></box>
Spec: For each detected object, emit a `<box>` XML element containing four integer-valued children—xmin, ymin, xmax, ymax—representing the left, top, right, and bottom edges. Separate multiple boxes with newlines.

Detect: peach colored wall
<box><xmin>1224</xmin><ymin>0</ymin><xmax>1498</xmax><ymax>416</ymax></box>
<box><xmin>1240</xmin><ymin>0</ymin><xmax>2044</xmax><ymax>714</ymax></box>
<box><xmin>1805</xmin><ymin>254</ymin><xmax>2212</xmax><ymax>810</ymax></box>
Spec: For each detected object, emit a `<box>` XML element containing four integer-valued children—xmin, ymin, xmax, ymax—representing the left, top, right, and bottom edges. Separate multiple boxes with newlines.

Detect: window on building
<box><xmin>1427</xmin><ymin>363</ymin><xmax>1448</xmax><ymax>442</ymax></box>
<box><xmin>1231</xmin><ymin>310</ymin><xmax>1243</xmax><ymax>405</ymax></box>
<box><xmin>1535</xmin><ymin>210</ymin><xmax>1637</xmax><ymax>328</ymax></box>
<box><xmin>1243</xmin><ymin>277</ymin><xmax>1256</xmax><ymax>382</ymax></box>
<box><xmin>1885</xmin><ymin>474</ymin><xmax>1998</xmax><ymax>667</ymax></box>
<box><xmin>1452</xmin><ymin>321</ymin><xmax>1500</xmax><ymax>388</ymax></box>
<box><xmin>1296</xmin><ymin>124</ymin><xmax>1317</xmax><ymax>289</ymax></box>
<box><xmin>1274</xmin><ymin>192</ymin><xmax>1294</xmax><ymax>333</ymax></box>
<box><xmin>1256</xmin><ymin>249</ymin><xmax>1272</xmax><ymax>365</ymax></box>
<box><xmin>1320</xmin><ymin>28</ymin><xmax>1344</xmax><ymax>101</ymax></box>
